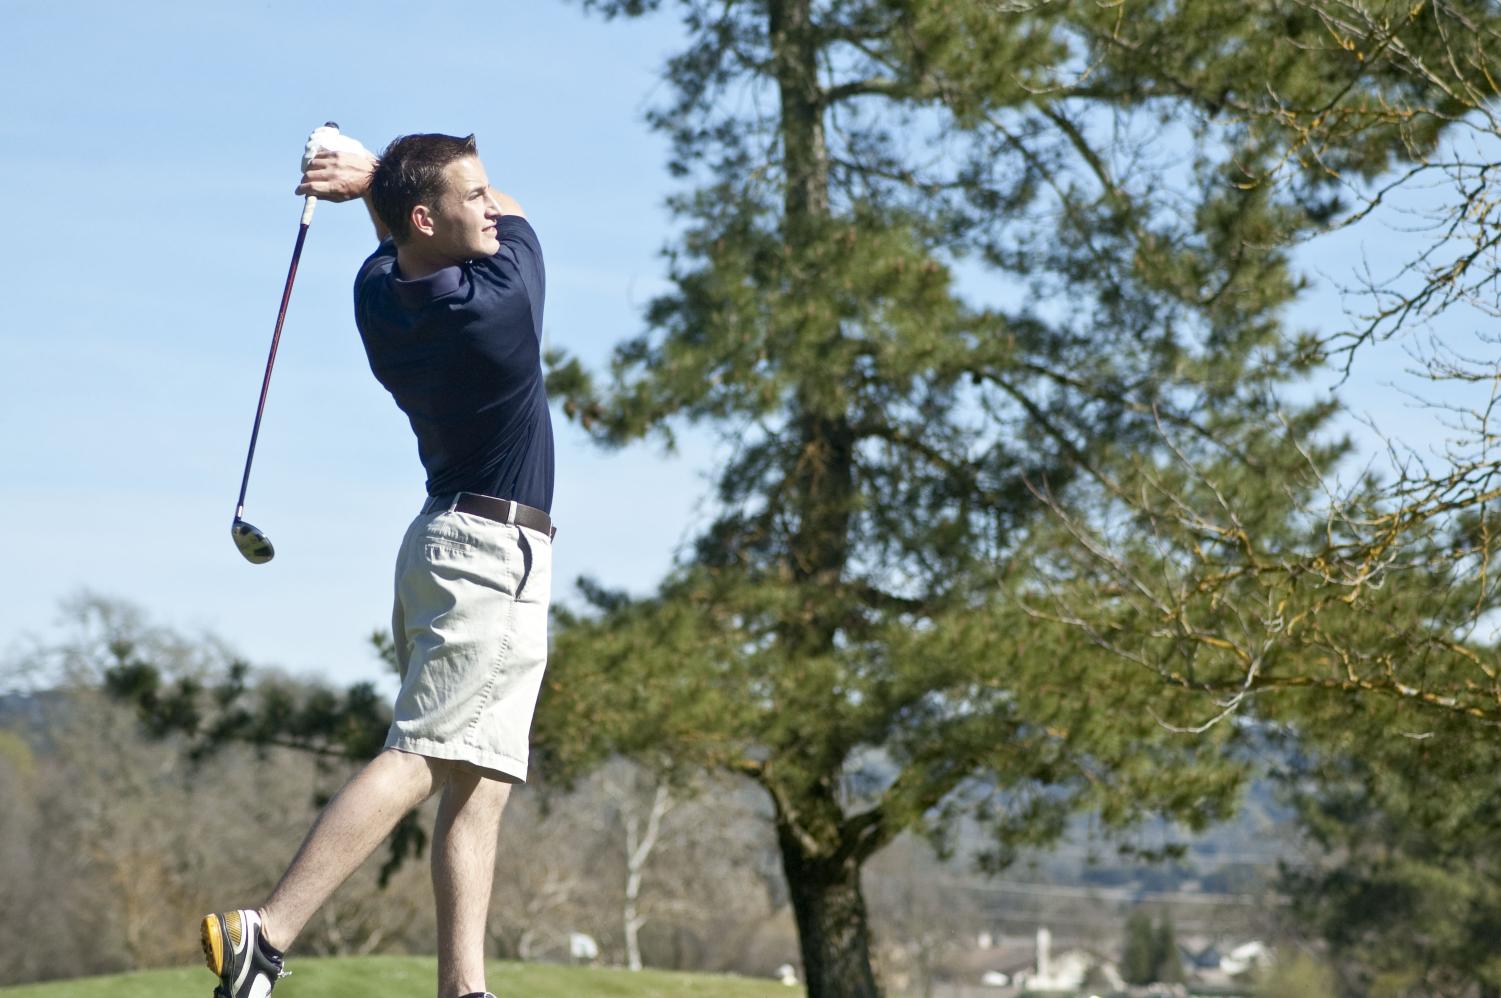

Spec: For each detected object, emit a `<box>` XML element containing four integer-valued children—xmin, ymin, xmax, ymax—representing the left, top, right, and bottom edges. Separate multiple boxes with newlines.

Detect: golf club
<box><xmin>231</xmin><ymin>121</ymin><xmax>339</xmax><ymax>564</ymax></box>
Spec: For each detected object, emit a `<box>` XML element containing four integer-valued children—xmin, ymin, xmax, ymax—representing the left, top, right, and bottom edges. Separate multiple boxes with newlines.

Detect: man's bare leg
<box><xmin>432</xmin><ymin>768</ymin><xmax>512</xmax><ymax>998</ymax></box>
<box><xmin>257</xmin><ymin>748</ymin><xmax>445</xmax><ymax>951</ymax></box>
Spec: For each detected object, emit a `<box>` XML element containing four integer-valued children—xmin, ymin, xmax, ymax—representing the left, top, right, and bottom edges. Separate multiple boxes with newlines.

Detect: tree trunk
<box><xmin>620</xmin><ymin>780</ymin><xmax>670</xmax><ymax>972</ymax></box>
<box><xmin>776</xmin><ymin>818</ymin><xmax>882</xmax><ymax>998</ymax></box>
<box><xmin>767</xmin><ymin>5</ymin><xmax>874</xmax><ymax>996</ymax></box>
<box><xmin>769</xmin><ymin>0</ymin><xmax>828</xmax><ymax>226</ymax></box>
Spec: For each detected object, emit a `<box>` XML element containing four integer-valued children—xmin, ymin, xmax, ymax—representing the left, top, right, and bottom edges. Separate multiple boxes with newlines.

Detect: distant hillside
<box><xmin>0</xmin><ymin>690</ymin><xmax>52</xmax><ymax>730</ymax></box>
<box><xmin>934</xmin><ymin>766</ymin><xmax>1305</xmax><ymax>943</ymax></box>
<box><xmin>1021</xmin><ymin>773</ymin><xmax>1302</xmax><ymax>890</ymax></box>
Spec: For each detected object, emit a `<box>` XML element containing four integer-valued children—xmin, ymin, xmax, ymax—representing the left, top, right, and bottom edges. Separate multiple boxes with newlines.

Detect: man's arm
<box><xmin>489</xmin><ymin>188</ymin><xmax>527</xmax><ymax>220</ymax></box>
<box><xmin>298</xmin><ymin>149</ymin><xmax>389</xmax><ymax>241</ymax></box>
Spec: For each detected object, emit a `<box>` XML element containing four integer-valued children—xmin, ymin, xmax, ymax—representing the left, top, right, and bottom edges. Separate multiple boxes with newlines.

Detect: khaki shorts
<box><xmin>385</xmin><ymin>505</ymin><xmax>552</xmax><ymax>782</ymax></box>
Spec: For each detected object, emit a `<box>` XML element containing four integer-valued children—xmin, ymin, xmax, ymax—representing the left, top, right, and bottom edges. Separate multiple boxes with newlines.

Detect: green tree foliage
<box><xmin>1011</xmin><ymin>0</ymin><xmax>1501</xmax><ymax>721</ymax></box>
<box><xmin>1121</xmin><ymin>909</ymin><xmax>1182</xmax><ymax>987</ymax></box>
<box><xmin>1154</xmin><ymin>913</ymin><xmax>1185</xmax><ymax>984</ymax></box>
<box><xmin>1273</xmin><ymin>690</ymin><xmax>1501</xmax><ymax>998</ymax></box>
<box><xmin>1122</xmin><ymin>910</ymin><xmax>1158</xmax><ymax>987</ymax></box>
<box><xmin>534</xmin><ymin>2</ymin><xmax>1477</xmax><ymax>995</ymax></box>
<box><xmin>908</xmin><ymin>7</ymin><xmax>1501</xmax><ymax>984</ymax></box>
<box><xmin>1257</xmin><ymin>950</ymin><xmax>1339</xmax><ymax>998</ymax></box>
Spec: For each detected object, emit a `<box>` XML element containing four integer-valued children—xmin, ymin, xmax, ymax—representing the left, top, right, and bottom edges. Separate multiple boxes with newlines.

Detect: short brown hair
<box><xmin>370</xmin><ymin>133</ymin><xmax>478</xmax><ymax>243</ymax></box>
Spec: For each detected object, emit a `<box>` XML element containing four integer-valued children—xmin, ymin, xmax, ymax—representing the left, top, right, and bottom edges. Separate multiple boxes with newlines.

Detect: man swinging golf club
<box><xmin>200</xmin><ymin>126</ymin><xmax>555</xmax><ymax>998</ymax></box>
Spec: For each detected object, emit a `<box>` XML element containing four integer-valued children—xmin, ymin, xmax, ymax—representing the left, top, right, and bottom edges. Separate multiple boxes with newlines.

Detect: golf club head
<box><xmin>232</xmin><ymin>518</ymin><xmax>275</xmax><ymax>564</ymax></box>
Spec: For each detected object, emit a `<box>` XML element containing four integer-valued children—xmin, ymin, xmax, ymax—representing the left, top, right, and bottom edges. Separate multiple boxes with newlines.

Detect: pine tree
<box><xmin>1121</xmin><ymin>909</ymin><xmax>1182</xmax><ymax>986</ymax></box>
<box><xmin>539</xmin><ymin>3</ymin><xmax>1489</xmax><ymax>994</ymax></box>
<box><xmin>1153</xmin><ymin>912</ymin><xmax>1184</xmax><ymax>984</ymax></box>
<box><xmin>1275</xmin><ymin>688</ymin><xmax>1501</xmax><ymax>997</ymax></box>
<box><xmin>1122</xmin><ymin>910</ymin><xmax>1158</xmax><ymax>987</ymax></box>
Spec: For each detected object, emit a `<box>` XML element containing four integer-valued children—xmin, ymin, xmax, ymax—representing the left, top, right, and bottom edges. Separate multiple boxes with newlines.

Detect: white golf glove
<box><xmin>302</xmin><ymin>126</ymin><xmax>372</xmax><ymax>171</ymax></box>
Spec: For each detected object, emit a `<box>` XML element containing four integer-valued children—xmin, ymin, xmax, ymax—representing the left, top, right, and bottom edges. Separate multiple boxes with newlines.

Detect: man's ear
<box><xmin>410</xmin><ymin>204</ymin><xmax>436</xmax><ymax>239</ymax></box>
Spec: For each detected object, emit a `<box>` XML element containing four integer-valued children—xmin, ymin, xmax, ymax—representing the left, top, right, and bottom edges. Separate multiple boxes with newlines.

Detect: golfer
<box><xmin>199</xmin><ymin>128</ymin><xmax>554</xmax><ymax>998</ymax></box>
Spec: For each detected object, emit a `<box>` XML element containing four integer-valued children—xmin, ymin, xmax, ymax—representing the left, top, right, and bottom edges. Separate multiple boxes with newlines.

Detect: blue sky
<box><xmin>0</xmin><ymin>1</ymin><xmax>1477</xmax><ymax>689</ymax></box>
<box><xmin>0</xmin><ymin>2</ymin><xmax>717</xmax><ymax>685</ymax></box>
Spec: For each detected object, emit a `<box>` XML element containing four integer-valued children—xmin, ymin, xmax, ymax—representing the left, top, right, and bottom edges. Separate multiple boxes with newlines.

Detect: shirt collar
<box><xmin>391</xmin><ymin>263</ymin><xmax>464</xmax><ymax>307</ymax></box>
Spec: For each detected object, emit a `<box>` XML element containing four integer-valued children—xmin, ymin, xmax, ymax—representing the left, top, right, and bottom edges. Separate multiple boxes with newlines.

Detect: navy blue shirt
<box><xmin>354</xmin><ymin>216</ymin><xmax>553</xmax><ymax>512</ymax></box>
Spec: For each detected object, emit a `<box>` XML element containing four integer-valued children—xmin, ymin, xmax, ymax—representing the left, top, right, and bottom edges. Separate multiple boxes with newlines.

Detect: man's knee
<box><xmin>434</xmin><ymin>760</ymin><xmax>513</xmax><ymax>807</ymax></box>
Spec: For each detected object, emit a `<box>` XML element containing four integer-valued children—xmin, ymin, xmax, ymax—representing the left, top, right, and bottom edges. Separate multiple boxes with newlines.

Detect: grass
<box><xmin>0</xmin><ymin>955</ymin><xmax>795</xmax><ymax>998</ymax></box>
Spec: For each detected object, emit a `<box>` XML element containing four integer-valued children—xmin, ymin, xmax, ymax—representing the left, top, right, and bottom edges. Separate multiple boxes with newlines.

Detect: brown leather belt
<box><xmin>423</xmin><ymin>492</ymin><xmax>556</xmax><ymax>539</ymax></box>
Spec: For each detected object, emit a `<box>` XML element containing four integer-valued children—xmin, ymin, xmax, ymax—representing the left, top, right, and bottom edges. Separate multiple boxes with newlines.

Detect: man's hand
<box><xmin>488</xmin><ymin>187</ymin><xmax>528</xmax><ymax>220</ymax></box>
<box><xmin>296</xmin><ymin>128</ymin><xmax>377</xmax><ymax>203</ymax></box>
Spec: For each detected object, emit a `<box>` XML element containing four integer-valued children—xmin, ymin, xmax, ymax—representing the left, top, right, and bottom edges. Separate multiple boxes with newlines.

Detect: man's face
<box><xmin>427</xmin><ymin>155</ymin><xmax>502</xmax><ymax>262</ymax></box>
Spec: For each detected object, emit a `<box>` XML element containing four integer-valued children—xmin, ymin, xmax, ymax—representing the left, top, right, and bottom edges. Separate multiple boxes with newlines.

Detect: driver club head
<box><xmin>232</xmin><ymin>518</ymin><xmax>276</xmax><ymax>564</ymax></box>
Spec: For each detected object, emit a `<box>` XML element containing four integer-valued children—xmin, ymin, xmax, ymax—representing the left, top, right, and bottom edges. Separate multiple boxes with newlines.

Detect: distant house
<box><xmin>1219</xmin><ymin>941</ymin><xmax>1270</xmax><ymax>978</ymax></box>
<box><xmin>999</xmin><ymin>927</ymin><xmax>1126</xmax><ymax>994</ymax></box>
<box><xmin>955</xmin><ymin>925</ymin><xmax>1270</xmax><ymax>994</ymax></box>
<box><xmin>1177</xmin><ymin>934</ymin><xmax>1271</xmax><ymax>991</ymax></box>
<box><xmin>948</xmin><ymin>933</ymin><xmax>1037</xmax><ymax>987</ymax></box>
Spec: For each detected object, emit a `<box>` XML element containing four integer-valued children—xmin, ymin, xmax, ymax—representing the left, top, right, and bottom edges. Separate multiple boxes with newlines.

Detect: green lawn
<box><xmin>0</xmin><ymin>955</ymin><xmax>795</xmax><ymax>998</ymax></box>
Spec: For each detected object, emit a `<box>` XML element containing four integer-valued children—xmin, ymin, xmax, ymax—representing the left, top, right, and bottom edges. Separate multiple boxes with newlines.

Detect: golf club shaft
<box><xmin>234</xmin><ymin>197</ymin><xmax>316</xmax><ymax>519</ymax></box>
